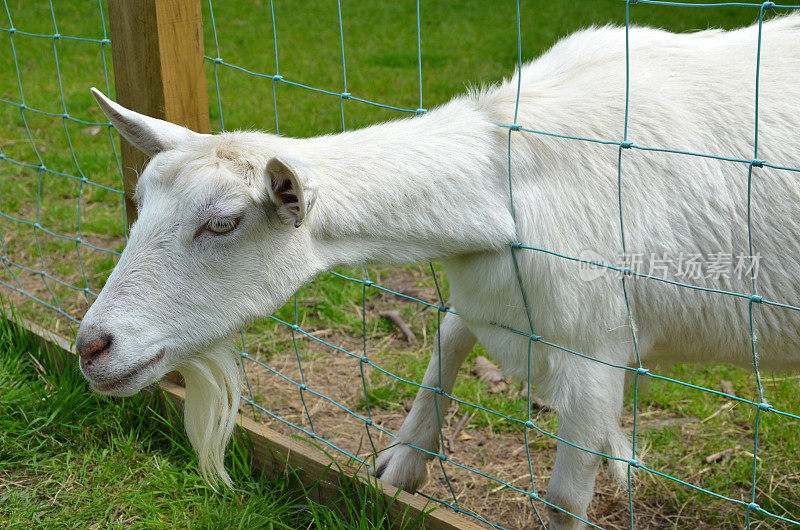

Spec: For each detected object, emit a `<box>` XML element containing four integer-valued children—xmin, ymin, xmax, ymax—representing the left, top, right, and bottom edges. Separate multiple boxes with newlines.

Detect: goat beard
<box><xmin>177</xmin><ymin>341</ymin><xmax>242</xmax><ymax>489</ymax></box>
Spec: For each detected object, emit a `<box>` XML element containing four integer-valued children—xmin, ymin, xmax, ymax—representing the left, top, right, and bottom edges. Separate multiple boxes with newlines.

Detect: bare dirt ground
<box><xmin>242</xmin><ymin>325</ymin><xmax>746</xmax><ymax>529</ymax></box>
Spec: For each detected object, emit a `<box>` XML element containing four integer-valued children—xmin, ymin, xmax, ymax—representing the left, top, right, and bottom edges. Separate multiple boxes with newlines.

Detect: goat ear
<box><xmin>265</xmin><ymin>157</ymin><xmax>317</xmax><ymax>228</ymax></box>
<box><xmin>90</xmin><ymin>87</ymin><xmax>202</xmax><ymax>157</ymax></box>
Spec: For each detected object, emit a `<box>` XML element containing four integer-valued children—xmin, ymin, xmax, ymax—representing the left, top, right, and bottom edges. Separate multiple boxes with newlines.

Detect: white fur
<box><xmin>179</xmin><ymin>342</ymin><xmax>241</xmax><ymax>488</ymax></box>
<box><xmin>78</xmin><ymin>15</ymin><xmax>800</xmax><ymax>528</ymax></box>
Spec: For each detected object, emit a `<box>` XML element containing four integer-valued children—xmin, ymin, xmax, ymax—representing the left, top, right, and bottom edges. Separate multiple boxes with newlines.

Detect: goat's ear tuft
<box><xmin>90</xmin><ymin>87</ymin><xmax>204</xmax><ymax>157</ymax></box>
<box><xmin>265</xmin><ymin>157</ymin><xmax>317</xmax><ymax>227</ymax></box>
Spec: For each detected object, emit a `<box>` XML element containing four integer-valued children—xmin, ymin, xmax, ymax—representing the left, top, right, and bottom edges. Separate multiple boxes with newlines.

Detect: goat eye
<box><xmin>206</xmin><ymin>217</ymin><xmax>239</xmax><ymax>234</ymax></box>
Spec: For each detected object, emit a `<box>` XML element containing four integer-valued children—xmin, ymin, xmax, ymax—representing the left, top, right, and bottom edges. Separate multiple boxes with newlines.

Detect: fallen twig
<box><xmin>705</xmin><ymin>448</ymin><xmax>735</xmax><ymax>464</ymax></box>
<box><xmin>700</xmin><ymin>400</ymin><xmax>735</xmax><ymax>423</ymax></box>
<box><xmin>489</xmin><ymin>473</ymin><xmax>530</xmax><ymax>493</ymax></box>
<box><xmin>705</xmin><ymin>444</ymin><xmax>741</xmax><ymax>464</ymax></box>
<box><xmin>380</xmin><ymin>310</ymin><xmax>416</xmax><ymax>342</ymax></box>
<box><xmin>446</xmin><ymin>410</ymin><xmax>477</xmax><ymax>453</ymax></box>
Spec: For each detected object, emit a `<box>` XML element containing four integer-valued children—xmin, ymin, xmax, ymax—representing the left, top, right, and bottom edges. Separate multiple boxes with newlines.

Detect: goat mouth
<box><xmin>92</xmin><ymin>347</ymin><xmax>166</xmax><ymax>393</ymax></box>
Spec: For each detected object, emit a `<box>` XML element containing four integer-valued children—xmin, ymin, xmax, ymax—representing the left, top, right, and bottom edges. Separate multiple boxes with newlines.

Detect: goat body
<box><xmin>77</xmin><ymin>15</ymin><xmax>800</xmax><ymax>528</ymax></box>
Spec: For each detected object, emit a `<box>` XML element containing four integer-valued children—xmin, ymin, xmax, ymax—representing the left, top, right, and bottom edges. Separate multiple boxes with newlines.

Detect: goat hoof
<box><xmin>547</xmin><ymin>505</ymin><xmax>588</xmax><ymax>530</ymax></box>
<box><xmin>372</xmin><ymin>443</ymin><xmax>429</xmax><ymax>492</ymax></box>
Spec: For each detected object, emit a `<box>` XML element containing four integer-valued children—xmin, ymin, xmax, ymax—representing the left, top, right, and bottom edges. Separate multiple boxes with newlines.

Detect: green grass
<box><xmin>629</xmin><ymin>365</ymin><xmax>800</xmax><ymax>527</ymax></box>
<box><xmin>0</xmin><ymin>313</ymin><xmax>432</xmax><ymax>529</ymax></box>
<box><xmin>2</xmin><ymin>1</ymin><xmax>799</xmax><ymax>528</ymax></box>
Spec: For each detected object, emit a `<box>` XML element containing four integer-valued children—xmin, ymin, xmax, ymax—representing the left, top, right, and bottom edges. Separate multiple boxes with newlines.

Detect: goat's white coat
<box><xmin>78</xmin><ymin>16</ymin><xmax>800</xmax><ymax>527</ymax></box>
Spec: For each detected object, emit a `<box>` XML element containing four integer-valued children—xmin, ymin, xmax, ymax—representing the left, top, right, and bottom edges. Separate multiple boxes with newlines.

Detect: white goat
<box><xmin>77</xmin><ymin>15</ymin><xmax>800</xmax><ymax>528</ymax></box>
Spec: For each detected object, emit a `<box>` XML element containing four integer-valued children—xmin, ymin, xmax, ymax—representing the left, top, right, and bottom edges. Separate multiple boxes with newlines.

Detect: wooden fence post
<box><xmin>107</xmin><ymin>0</ymin><xmax>211</xmax><ymax>227</ymax></box>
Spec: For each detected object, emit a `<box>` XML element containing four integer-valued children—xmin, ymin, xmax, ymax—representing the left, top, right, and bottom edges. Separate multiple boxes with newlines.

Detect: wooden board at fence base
<box><xmin>159</xmin><ymin>380</ymin><xmax>481</xmax><ymax>530</ymax></box>
<box><xmin>10</xmin><ymin>317</ymin><xmax>480</xmax><ymax>530</ymax></box>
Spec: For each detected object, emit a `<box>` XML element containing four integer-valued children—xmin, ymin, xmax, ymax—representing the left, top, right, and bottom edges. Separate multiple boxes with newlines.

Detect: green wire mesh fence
<box><xmin>0</xmin><ymin>0</ymin><xmax>125</xmax><ymax>324</ymax></box>
<box><xmin>2</xmin><ymin>1</ymin><xmax>799</xmax><ymax>528</ymax></box>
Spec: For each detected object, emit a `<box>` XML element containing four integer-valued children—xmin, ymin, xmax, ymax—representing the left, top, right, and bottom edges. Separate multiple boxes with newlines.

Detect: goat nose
<box><xmin>76</xmin><ymin>327</ymin><xmax>113</xmax><ymax>367</ymax></box>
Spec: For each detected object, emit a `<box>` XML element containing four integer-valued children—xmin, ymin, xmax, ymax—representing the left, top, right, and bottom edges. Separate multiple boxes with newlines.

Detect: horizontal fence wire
<box><xmin>2</xmin><ymin>1</ymin><xmax>799</xmax><ymax>528</ymax></box>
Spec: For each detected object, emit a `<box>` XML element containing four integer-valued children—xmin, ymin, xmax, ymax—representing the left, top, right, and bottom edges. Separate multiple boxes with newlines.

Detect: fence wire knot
<box><xmin>628</xmin><ymin>459</ymin><xmax>641</xmax><ymax>468</ymax></box>
<box><xmin>636</xmin><ymin>367</ymin><xmax>649</xmax><ymax>376</ymax></box>
<box><xmin>748</xmin><ymin>502</ymin><xmax>761</xmax><ymax>512</ymax></box>
<box><xmin>524</xmin><ymin>420</ymin><xmax>535</xmax><ymax>429</ymax></box>
<box><xmin>750</xmin><ymin>295</ymin><xmax>763</xmax><ymax>303</ymax></box>
<box><xmin>762</xmin><ymin>1</ymin><xmax>775</xmax><ymax>9</ymax></box>
<box><xmin>751</xmin><ymin>158</ymin><xmax>765</xmax><ymax>168</ymax></box>
<box><xmin>620</xmin><ymin>140</ymin><xmax>633</xmax><ymax>148</ymax></box>
<box><xmin>757</xmin><ymin>402</ymin><xmax>772</xmax><ymax>412</ymax></box>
